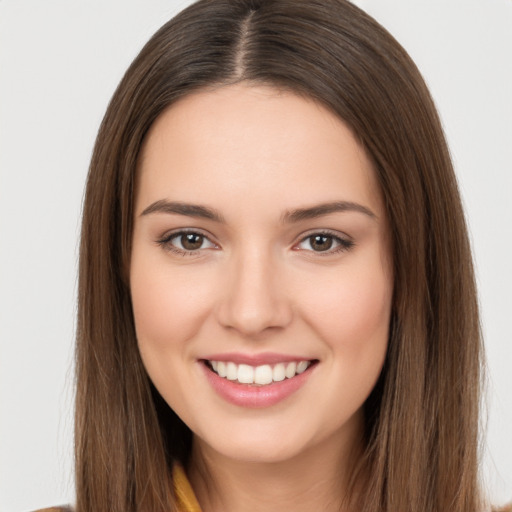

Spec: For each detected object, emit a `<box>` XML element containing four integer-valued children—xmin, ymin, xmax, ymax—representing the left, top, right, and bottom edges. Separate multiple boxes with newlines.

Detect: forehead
<box><xmin>136</xmin><ymin>83</ymin><xmax>383</xmax><ymax>219</ymax></box>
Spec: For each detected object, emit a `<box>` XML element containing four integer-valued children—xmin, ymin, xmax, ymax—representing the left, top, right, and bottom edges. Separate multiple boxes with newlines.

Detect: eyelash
<box><xmin>156</xmin><ymin>229</ymin><xmax>218</xmax><ymax>256</ymax></box>
<box><xmin>156</xmin><ymin>229</ymin><xmax>354</xmax><ymax>256</ymax></box>
<box><xmin>295</xmin><ymin>230</ymin><xmax>355</xmax><ymax>256</ymax></box>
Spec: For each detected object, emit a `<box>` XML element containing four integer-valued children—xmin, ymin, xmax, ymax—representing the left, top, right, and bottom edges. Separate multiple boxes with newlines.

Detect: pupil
<box><xmin>311</xmin><ymin>235</ymin><xmax>332</xmax><ymax>251</ymax></box>
<box><xmin>182</xmin><ymin>233</ymin><xmax>203</xmax><ymax>250</ymax></box>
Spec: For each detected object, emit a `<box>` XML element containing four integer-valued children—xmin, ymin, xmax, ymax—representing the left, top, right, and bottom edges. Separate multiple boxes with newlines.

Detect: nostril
<box><xmin>216</xmin><ymin>298</ymin><xmax>294</xmax><ymax>335</ymax></box>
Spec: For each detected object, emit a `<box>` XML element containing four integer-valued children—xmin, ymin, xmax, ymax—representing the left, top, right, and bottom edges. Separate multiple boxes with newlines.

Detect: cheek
<box><xmin>301</xmin><ymin>262</ymin><xmax>392</xmax><ymax>422</ymax></box>
<box><xmin>129</xmin><ymin>257</ymin><xmax>216</xmax><ymax>412</ymax></box>
<box><xmin>130</xmin><ymin>255</ymin><xmax>213</xmax><ymax>355</ymax></box>
<box><xmin>298</xmin><ymin>259</ymin><xmax>392</xmax><ymax>360</ymax></box>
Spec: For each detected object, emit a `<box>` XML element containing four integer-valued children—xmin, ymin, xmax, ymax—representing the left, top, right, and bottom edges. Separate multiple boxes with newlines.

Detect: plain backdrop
<box><xmin>1</xmin><ymin>0</ymin><xmax>511</xmax><ymax>510</ymax></box>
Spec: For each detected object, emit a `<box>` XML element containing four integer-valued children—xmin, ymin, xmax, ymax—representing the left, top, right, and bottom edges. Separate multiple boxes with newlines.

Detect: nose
<box><xmin>216</xmin><ymin>248</ymin><xmax>293</xmax><ymax>336</ymax></box>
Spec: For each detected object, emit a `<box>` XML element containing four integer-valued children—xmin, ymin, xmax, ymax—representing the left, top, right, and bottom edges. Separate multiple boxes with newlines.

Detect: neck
<box><xmin>187</xmin><ymin>419</ymin><xmax>365</xmax><ymax>512</ymax></box>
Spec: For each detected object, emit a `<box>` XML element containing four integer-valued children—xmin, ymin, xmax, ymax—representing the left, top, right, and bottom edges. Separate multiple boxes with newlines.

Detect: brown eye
<box><xmin>309</xmin><ymin>235</ymin><xmax>333</xmax><ymax>252</ymax></box>
<box><xmin>296</xmin><ymin>232</ymin><xmax>354</xmax><ymax>254</ymax></box>
<box><xmin>159</xmin><ymin>230</ymin><xmax>217</xmax><ymax>253</ymax></box>
<box><xmin>180</xmin><ymin>233</ymin><xmax>204</xmax><ymax>250</ymax></box>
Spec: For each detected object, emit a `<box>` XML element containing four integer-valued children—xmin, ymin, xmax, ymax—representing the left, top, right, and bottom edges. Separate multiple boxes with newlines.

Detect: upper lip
<box><xmin>201</xmin><ymin>352</ymin><xmax>317</xmax><ymax>366</ymax></box>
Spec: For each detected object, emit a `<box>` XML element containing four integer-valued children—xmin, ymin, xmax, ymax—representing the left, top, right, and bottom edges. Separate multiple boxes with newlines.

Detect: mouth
<box><xmin>203</xmin><ymin>359</ymin><xmax>318</xmax><ymax>386</ymax></box>
<box><xmin>200</xmin><ymin>355</ymin><xmax>319</xmax><ymax>408</ymax></box>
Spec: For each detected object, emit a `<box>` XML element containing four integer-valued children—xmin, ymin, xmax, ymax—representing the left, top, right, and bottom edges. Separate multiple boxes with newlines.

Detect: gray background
<box><xmin>1</xmin><ymin>0</ymin><xmax>511</xmax><ymax>509</ymax></box>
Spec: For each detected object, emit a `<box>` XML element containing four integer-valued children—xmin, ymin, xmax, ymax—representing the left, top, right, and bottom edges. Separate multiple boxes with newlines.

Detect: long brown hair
<box><xmin>76</xmin><ymin>1</ymin><xmax>484</xmax><ymax>510</ymax></box>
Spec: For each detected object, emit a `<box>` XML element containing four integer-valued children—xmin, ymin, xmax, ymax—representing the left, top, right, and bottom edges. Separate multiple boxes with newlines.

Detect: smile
<box><xmin>200</xmin><ymin>354</ymin><xmax>319</xmax><ymax>407</ymax></box>
<box><xmin>207</xmin><ymin>360</ymin><xmax>313</xmax><ymax>386</ymax></box>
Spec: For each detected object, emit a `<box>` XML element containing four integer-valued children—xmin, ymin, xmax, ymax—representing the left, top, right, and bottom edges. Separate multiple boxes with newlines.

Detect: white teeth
<box><xmin>217</xmin><ymin>361</ymin><xmax>227</xmax><ymax>378</ymax></box>
<box><xmin>209</xmin><ymin>359</ymin><xmax>312</xmax><ymax>385</ymax></box>
<box><xmin>296</xmin><ymin>361</ymin><xmax>309</xmax><ymax>374</ymax></box>
<box><xmin>285</xmin><ymin>362</ymin><xmax>297</xmax><ymax>378</ymax></box>
<box><xmin>237</xmin><ymin>364</ymin><xmax>254</xmax><ymax>384</ymax></box>
<box><xmin>272</xmin><ymin>363</ymin><xmax>286</xmax><ymax>382</ymax></box>
<box><xmin>254</xmin><ymin>365</ymin><xmax>273</xmax><ymax>385</ymax></box>
<box><xmin>226</xmin><ymin>362</ymin><xmax>238</xmax><ymax>380</ymax></box>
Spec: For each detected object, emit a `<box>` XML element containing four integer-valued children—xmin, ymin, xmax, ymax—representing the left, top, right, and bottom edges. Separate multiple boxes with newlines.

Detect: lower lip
<box><xmin>200</xmin><ymin>362</ymin><xmax>316</xmax><ymax>408</ymax></box>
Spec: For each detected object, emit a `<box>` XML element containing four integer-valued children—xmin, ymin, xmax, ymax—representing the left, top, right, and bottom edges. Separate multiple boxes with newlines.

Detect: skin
<box><xmin>130</xmin><ymin>83</ymin><xmax>393</xmax><ymax>512</ymax></box>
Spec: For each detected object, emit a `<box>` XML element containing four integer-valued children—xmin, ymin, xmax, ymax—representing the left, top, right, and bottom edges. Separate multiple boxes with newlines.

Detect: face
<box><xmin>130</xmin><ymin>84</ymin><xmax>393</xmax><ymax>464</ymax></box>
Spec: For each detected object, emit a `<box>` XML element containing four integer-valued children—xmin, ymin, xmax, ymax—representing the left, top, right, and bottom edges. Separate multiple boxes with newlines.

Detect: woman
<box><xmin>37</xmin><ymin>0</ymin><xmax>495</xmax><ymax>510</ymax></box>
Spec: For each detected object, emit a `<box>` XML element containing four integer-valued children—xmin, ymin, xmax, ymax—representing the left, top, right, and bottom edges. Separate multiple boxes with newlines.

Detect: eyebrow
<box><xmin>140</xmin><ymin>199</ymin><xmax>376</xmax><ymax>223</ymax></box>
<box><xmin>283</xmin><ymin>201</ymin><xmax>376</xmax><ymax>223</ymax></box>
<box><xmin>140</xmin><ymin>200</ymin><xmax>226</xmax><ymax>222</ymax></box>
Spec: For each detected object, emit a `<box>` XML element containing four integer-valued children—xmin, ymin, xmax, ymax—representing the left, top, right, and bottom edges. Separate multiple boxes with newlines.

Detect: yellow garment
<box><xmin>173</xmin><ymin>464</ymin><xmax>203</xmax><ymax>512</ymax></box>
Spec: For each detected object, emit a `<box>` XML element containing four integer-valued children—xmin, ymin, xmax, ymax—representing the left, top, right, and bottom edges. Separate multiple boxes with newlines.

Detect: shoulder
<box><xmin>32</xmin><ymin>507</ymin><xmax>73</xmax><ymax>512</ymax></box>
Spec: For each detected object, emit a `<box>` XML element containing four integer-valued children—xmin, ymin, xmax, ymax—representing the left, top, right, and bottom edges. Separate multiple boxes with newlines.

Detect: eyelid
<box><xmin>156</xmin><ymin>228</ymin><xmax>219</xmax><ymax>255</ymax></box>
<box><xmin>293</xmin><ymin>229</ymin><xmax>354</xmax><ymax>254</ymax></box>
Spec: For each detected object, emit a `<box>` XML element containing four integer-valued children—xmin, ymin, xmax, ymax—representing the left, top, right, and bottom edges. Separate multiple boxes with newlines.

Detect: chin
<box><xmin>193</xmin><ymin>422</ymin><xmax>311</xmax><ymax>463</ymax></box>
<box><xmin>209</xmin><ymin>441</ymin><xmax>308</xmax><ymax>465</ymax></box>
